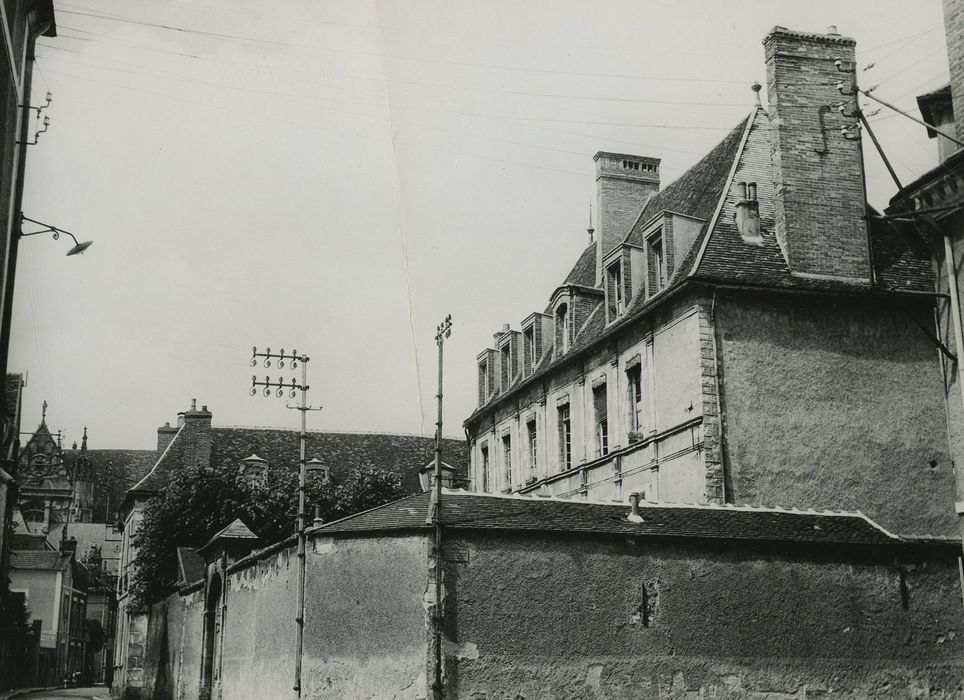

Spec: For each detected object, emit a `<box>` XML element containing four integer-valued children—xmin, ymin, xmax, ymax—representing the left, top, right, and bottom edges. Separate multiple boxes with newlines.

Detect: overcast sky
<box><xmin>10</xmin><ymin>0</ymin><xmax>949</xmax><ymax>449</ymax></box>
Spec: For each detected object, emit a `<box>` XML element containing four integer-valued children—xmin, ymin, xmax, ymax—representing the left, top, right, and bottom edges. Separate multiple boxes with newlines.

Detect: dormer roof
<box><xmin>467</xmin><ymin>106</ymin><xmax>936</xmax><ymax>424</ymax></box>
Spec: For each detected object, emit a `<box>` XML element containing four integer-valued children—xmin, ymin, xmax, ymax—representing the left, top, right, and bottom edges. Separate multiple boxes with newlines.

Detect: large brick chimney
<box><xmin>764</xmin><ymin>26</ymin><xmax>871</xmax><ymax>283</ymax></box>
<box><xmin>174</xmin><ymin>398</ymin><xmax>213</xmax><ymax>469</ymax></box>
<box><xmin>593</xmin><ymin>152</ymin><xmax>660</xmax><ymax>285</ymax></box>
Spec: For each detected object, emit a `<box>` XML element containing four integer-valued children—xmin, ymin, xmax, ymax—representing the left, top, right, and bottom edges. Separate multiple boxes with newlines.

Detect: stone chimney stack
<box><xmin>764</xmin><ymin>26</ymin><xmax>870</xmax><ymax>284</ymax></box>
<box><xmin>593</xmin><ymin>152</ymin><xmax>660</xmax><ymax>285</ymax></box>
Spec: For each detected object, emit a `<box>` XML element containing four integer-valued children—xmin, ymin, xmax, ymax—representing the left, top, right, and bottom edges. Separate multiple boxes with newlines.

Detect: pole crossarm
<box><xmin>248</xmin><ymin>345</ymin><xmax>315</xmax><ymax>698</ymax></box>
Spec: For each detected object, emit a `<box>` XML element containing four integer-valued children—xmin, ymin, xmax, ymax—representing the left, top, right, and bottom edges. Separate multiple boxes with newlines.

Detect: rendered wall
<box><xmin>444</xmin><ymin>531</ymin><xmax>963</xmax><ymax>698</ymax></box>
<box><xmin>302</xmin><ymin>533</ymin><xmax>429</xmax><ymax>699</ymax></box>
<box><xmin>717</xmin><ymin>293</ymin><xmax>957</xmax><ymax>536</ymax></box>
<box><xmin>218</xmin><ymin>546</ymin><xmax>298</xmax><ymax>700</ymax></box>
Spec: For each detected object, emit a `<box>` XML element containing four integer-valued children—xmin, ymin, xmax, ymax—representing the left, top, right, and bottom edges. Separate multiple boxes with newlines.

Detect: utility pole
<box><xmin>428</xmin><ymin>314</ymin><xmax>452</xmax><ymax>700</ymax></box>
<box><xmin>249</xmin><ymin>347</ymin><xmax>318</xmax><ymax>698</ymax></box>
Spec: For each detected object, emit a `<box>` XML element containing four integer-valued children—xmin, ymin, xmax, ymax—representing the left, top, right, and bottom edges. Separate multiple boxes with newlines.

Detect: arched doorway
<box><xmin>201</xmin><ymin>573</ymin><xmax>222</xmax><ymax>700</ymax></box>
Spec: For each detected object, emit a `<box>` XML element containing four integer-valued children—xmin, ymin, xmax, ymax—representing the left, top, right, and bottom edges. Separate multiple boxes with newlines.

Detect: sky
<box><xmin>10</xmin><ymin>0</ymin><xmax>950</xmax><ymax>449</ymax></box>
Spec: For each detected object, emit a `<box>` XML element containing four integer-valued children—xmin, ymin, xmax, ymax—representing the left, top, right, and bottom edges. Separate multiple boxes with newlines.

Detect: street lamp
<box><xmin>20</xmin><ymin>213</ymin><xmax>93</xmax><ymax>256</ymax></box>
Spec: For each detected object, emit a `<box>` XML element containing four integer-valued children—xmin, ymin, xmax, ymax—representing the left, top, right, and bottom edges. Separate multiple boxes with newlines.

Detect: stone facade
<box><xmin>466</xmin><ymin>25</ymin><xmax>957</xmax><ymax>537</ymax></box>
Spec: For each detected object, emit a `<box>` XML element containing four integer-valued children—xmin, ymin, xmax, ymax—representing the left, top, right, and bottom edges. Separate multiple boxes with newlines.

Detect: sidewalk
<box><xmin>0</xmin><ymin>688</ymin><xmax>55</xmax><ymax>700</ymax></box>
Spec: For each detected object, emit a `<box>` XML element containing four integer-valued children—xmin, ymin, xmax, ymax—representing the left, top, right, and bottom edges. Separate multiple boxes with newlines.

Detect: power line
<box><xmin>56</xmin><ymin>7</ymin><xmax>294</xmax><ymax>47</ymax></box>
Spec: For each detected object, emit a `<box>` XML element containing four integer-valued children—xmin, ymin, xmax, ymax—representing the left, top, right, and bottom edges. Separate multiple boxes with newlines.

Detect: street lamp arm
<box><xmin>19</xmin><ymin>213</ymin><xmax>93</xmax><ymax>255</ymax></box>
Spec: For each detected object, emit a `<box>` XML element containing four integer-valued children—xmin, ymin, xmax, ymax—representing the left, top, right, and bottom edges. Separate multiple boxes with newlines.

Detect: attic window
<box><xmin>500</xmin><ymin>344</ymin><xmax>512</xmax><ymax>392</ymax></box>
<box><xmin>523</xmin><ymin>327</ymin><xmax>535</xmax><ymax>377</ymax></box>
<box><xmin>478</xmin><ymin>359</ymin><xmax>489</xmax><ymax>405</ymax></box>
<box><xmin>555</xmin><ymin>303</ymin><xmax>570</xmax><ymax>353</ymax></box>
<box><xmin>240</xmin><ymin>454</ymin><xmax>268</xmax><ymax>489</ymax></box>
<box><xmin>607</xmin><ymin>262</ymin><xmax>624</xmax><ymax>320</ymax></box>
<box><xmin>648</xmin><ymin>230</ymin><xmax>666</xmax><ymax>294</ymax></box>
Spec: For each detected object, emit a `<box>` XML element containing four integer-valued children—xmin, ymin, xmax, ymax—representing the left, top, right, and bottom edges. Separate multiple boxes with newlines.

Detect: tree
<box><xmin>130</xmin><ymin>463</ymin><xmax>404</xmax><ymax>606</ymax></box>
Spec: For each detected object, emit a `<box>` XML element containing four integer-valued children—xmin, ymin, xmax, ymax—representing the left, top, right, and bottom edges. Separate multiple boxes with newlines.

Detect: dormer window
<box><xmin>606</xmin><ymin>262</ymin><xmax>624</xmax><ymax>320</ymax></box>
<box><xmin>478</xmin><ymin>360</ymin><xmax>488</xmax><ymax>404</ymax></box>
<box><xmin>500</xmin><ymin>344</ymin><xmax>511</xmax><ymax>391</ymax></box>
<box><xmin>498</xmin><ymin>330</ymin><xmax>520</xmax><ymax>392</ymax></box>
<box><xmin>555</xmin><ymin>303</ymin><xmax>570</xmax><ymax>353</ymax></box>
<box><xmin>477</xmin><ymin>348</ymin><xmax>495</xmax><ymax>405</ymax></box>
<box><xmin>521</xmin><ymin>312</ymin><xmax>550</xmax><ymax>378</ymax></box>
<box><xmin>523</xmin><ymin>327</ymin><xmax>535</xmax><ymax>376</ymax></box>
<box><xmin>239</xmin><ymin>454</ymin><xmax>268</xmax><ymax>489</ymax></box>
<box><xmin>648</xmin><ymin>230</ymin><xmax>666</xmax><ymax>294</ymax></box>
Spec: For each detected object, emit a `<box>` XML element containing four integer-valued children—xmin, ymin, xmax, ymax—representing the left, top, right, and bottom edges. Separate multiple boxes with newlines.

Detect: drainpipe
<box><xmin>941</xmin><ymin>232</ymin><xmax>964</xmax><ymax>419</ymax></box>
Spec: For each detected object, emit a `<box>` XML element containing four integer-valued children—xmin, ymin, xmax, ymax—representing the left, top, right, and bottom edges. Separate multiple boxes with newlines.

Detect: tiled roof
<box><xmin>205</xmin><ymin>518</ymin><xmax>258</xmax><ymax>545</ymax></box>
<box><xmin>128</xmin><ymin>426</ymin><xmax>468</xmax><ymax>501</ymax></box>
<box><xmin>176</xmin><ymin>546</ymin><xmax>205</xmax><ymax>585</ymax></box>
<box><xmin>468</xmin><ymin>108</ymin><xmax>937</xmax><ymax>422</ymax></box>
<box><xmin>564</xmin><ymin>243</ymin><xmax>597</xmax><ymax>286</ymax></box>
<box><xmin>627</xmin><ymin>116</ymin><xmax>749</xmax><ymax>248</ymax></box>
<box><xmin>691</xmin><ymin>109</ymin><xmax>933</xmax><ymax>293</ymax></box>
<box><xmin>85</xmin><ymin>449</ymin><xmax>157</xmax><ymax>518</ymax></box>
<box><xmin>10</xmin><ymin>550</ymin><xmax>71</xmax><ymax>571</ymax></box>
<box><xmin>313</xmin><ymin>490</ymin><xmax>916</xmax><ymax>547</ymax></box>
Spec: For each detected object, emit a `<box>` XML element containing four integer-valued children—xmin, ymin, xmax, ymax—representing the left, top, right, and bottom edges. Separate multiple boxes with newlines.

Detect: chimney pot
<box><xmin>502</xmin><ymin>323</ymin><xmax>510</xmax><ymax>332</ymax></box>
<box><xmin>190</xmin><ymin>398</ymin><xmax>197</xmax><ymax>411</ymax></box>
<box><xmin>827</xmin><ymin>25</ymin><xmax>839</xmax><ymax>35</ymax></box>
<box><xmin>738</xmin><ymin>181</ymin><xmax>748</xmax><ymax>200</ymax></box>
<box><xmin>747</xmin><ymin>182</ymin><xmax>757</xmax><ymax>201</ymax></box>
<box><xmin>202</xmin><ymin>405</ymin><xmax>207</xmax><ymax>412</ymax></box>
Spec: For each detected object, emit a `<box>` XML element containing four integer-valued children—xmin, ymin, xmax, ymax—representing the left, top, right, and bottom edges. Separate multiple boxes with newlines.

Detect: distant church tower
<box><xmin>15</xmin><ymin>402</ymin><xmax>94</xmax><ymax>544</ymax></box>
<box><xmin>68</xmin><ymin>426</ymin><xmax>94</xmax><ymax>524</ymax></box>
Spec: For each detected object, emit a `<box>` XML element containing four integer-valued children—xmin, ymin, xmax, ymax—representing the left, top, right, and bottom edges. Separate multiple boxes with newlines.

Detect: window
<box><xmin>627</xmin><ymin>364</ymin><xmax>643</xmax><ymax>433</ymax></box>
<box><xmin>478</xmin><ymin>360</ymin><xmax>488</xmax><ymax>404</ymax></box>
<box><xmin>607</xmin><ymin>262</ymin><xmax>624</xmax><ymax>318</ymax></box>
<box><xmin>523</xmin><ymin>327</ymin><xmax>535</xmax><ymax>376</ymax></box>
<box><xmin>527</xmin><ymin>420</ymin><xmax>538</xmax><ymax>477</ymax></box>
<box><xmin>480</xmin><ymin>444</ymin><xmax>490</xmax><ymax>492</ymax></box>
<box><xmin>558</xmin><ymin>404</ymin><xmax>572</xmax><ymax>470</ymax></box>
<box><xmin>593</xmin><ymin>383</ymin><xmax>609</xmax><ymax>457</ymax></box>
<box><xmin>555</xmin><ymin>303</ymin><xmax>569</xmax><ymax>353</ymax></box>
<box><xmin>649</xmin><ymin>231</ymin><xmax>666</xmax><ymax>293</ymax></box>
<box><xmin>502</xmin><ymin>433</ymin><xmax>512</xmax><ymax>488</ymax></box>
<box><xmin>500</xmin><ymin>345</ymin><xmax>510</xmax><ymax>391</ymax></box>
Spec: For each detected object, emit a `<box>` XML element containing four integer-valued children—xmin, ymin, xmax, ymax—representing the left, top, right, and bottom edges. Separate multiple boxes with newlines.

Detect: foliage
<box><xmin>130</xmin><ymin>463</ymin><xmax>404</xmax><ymax>607</ymax></box>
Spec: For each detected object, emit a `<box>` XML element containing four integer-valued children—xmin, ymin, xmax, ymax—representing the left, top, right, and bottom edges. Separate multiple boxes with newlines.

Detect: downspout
<box><xmin>216</xmin><ymin>553</ymin><xmax>227</xmax><ymax>699</ymax></box>
<box><xmin>709</xmin><ymin>290</ymin><xmax>731</xmax><ymax>503</ymax></box>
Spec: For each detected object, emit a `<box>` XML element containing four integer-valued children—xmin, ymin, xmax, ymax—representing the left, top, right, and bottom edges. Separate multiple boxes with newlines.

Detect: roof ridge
<box><xmin>210</xmin><ymin>425</ymin><xmax>463</xmax><ymax>441</ymax></box>
<box><xmin>689</xmin><ymin>108</ymin><xmax>759</xmax><ymax>278</ymax></box>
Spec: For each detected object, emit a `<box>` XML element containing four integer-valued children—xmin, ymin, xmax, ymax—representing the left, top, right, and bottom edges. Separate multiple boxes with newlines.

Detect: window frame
<box><xmin>558</xmin><ymin>403</ymin><xmax>572</xmax><ymax>471</ymax></box>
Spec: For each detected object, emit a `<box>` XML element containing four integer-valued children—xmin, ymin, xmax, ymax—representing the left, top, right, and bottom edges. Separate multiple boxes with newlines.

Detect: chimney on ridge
<box><xmin>593</xmin><ymin>152</ymin><xmax>660</xmax><ymax>286</ymax></box>
<box><xmin>764</xmin><ymin>26</ymin><xmax>871</xmax><ymax>283</ymax></box>
<box><xmin>157</xmin><ymin>421</ymin><xmax>177</xmax><ymax>453</ymax></box>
